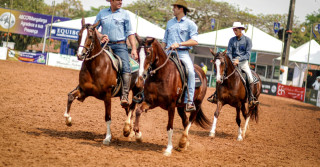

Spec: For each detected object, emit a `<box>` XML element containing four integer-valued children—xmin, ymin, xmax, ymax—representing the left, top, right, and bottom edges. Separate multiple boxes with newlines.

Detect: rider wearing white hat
<box><xmin>208</xmin><ymin>21</ymin><xmax>259</xmax><ymax>108</ymax></box>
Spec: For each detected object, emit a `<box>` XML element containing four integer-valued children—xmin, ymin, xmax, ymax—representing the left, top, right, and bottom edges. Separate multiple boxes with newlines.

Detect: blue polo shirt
<box><xmin>227</xmin><ymin>35</ymin><xmax>252</xmax><ymax>62</ymax></box>
<box><xmin>95</xmin><ymin>8</ymin><xmax>134</xmax><ymax>42</ymax></box>
<box><xmin>163</xmin><ymin>16</ymin><xmax>198</xmax><ymax>50</ymax></box>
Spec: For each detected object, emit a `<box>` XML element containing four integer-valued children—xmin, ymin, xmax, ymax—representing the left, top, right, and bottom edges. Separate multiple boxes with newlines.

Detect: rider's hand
<box><xmin>170</xmin><ymin>43</ymin><xmax>180</xmax><ymax>49</ymax></box>
<box><xmin>233</xmin><ymin>59</ymin><xmax>239</xmax><ymax>66</ymax></box>
<box><xmin>100</xmin><ymin>35</ymin><xmax>109</xmax><ymax>43</ymax></box>
<box><xmin>131</xmin><ymin>49</ymin><xmax>138</xmax><ymax>60</ymax></box>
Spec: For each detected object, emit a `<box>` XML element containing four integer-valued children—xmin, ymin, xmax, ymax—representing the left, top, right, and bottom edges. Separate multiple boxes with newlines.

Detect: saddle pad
<box><xmin>239</xmin><ymin>69</ymin><xmax>259</xmax><ymax>84</ymax></box>
<box><xmin>103</xmin><ymin>49</ymin><xmax>139</xmax><ymax>73</ymax></box>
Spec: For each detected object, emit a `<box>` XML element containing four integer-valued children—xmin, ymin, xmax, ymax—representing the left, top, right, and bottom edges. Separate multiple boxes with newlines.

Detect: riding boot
<box><xmin>207</xmin><ymin>91</ymin><xmax>217</xmax><ymax>104</ymax></box>
<box><xmin>248</xmin><ymin>83</ymin><xmax>259</xmax><ymax>108</ymax></box>
<box><xmin>121</xmin><ymin>73</ymin><xmax>131</xmax><ymax>107</ymax></box>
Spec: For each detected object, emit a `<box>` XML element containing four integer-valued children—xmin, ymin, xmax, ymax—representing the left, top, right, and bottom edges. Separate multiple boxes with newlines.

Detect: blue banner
<box><xmin>18</xmin><ymin>52</ymin><xmax>47</xmax><ymax>64</ymax></box>
<box><xmin>50</xmin><ymin>26</ymin><xmax>80</xmax><ymax>40</ymax></box>
<box><xmin>211</xmin><ymin>19</ymin><xmax>215</xmax><ymax>30</ymax></box>
<box><xmin>273</xmin><ymin>22</ymin><xmax>280</xmax><ymax>34</ymax></box>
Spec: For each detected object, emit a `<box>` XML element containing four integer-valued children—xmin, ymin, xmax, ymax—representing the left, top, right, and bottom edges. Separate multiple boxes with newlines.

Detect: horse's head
<box><xmin>210</xmin><ymin>49</ymin><xmax>228</xmax><ymax>84</ymax></box>
<box><xmin>77</xmin><ymin>18</ymin><xmax>100</xmax><ymax>60</ymax></box>
<box><xmin>136</xmin><ymin>34</ymin><xmax>157</xmax><ymax>78</ymax></box>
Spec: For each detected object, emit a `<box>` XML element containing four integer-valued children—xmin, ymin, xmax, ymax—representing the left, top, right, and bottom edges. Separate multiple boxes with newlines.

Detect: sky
<box><xmin>44</xmin><ymin>0</ymin><xmax>320</xmax><ymax>23</ymax></box>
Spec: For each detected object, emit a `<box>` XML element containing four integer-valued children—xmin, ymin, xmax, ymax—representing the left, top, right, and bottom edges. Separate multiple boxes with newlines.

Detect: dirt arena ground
<box><xmin>0</xmin><ymin>60</ymin><xmax>319</xmax><ymax>166</ymax></box>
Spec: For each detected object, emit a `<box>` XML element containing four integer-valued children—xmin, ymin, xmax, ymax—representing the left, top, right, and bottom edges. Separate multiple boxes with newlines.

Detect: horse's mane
<box><xmin>152</xmin><ymin>39</ymin><xmax>168</xmax><ymax>57</ymax></box>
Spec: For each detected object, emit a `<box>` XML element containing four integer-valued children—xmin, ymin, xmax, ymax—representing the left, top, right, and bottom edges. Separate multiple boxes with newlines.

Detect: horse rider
<box><xmin>163</xmin><ymin>0</ymin><xmax>199</xmax><ymax>112</ymax></box>
<box><xmin>208</xmin><ymin>22</ymin><xmax>259</xmax><ymax>108</ymax></box>
<box><xmin>94</xmin><ymin>0</ymin><xmax>138</xmax><ymax>107</ymax></box>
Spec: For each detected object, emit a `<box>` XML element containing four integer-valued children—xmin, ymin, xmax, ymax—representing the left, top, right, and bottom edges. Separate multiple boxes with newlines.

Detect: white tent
<box><xmin>288</xmin><ymin>40</ymin><xmax>320</xmax><ymax>65</ymax></box>
<box><xmin>50</xmin><ymin>10</ymin><xmax>165</xmax><ymax>39</ymax></box>
<box><xmin>197</xmin><ymin>24</ymin><xmax>295</xmax><ymax>53</ymax></box>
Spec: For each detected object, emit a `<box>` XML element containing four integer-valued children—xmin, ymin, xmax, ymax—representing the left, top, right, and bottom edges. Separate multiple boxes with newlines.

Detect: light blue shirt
<box><xmin>95</xmin><ymin>8</ymin><xmax>134</xmax><ymax>42</ymax></box>
<box><xmin>163</xmin><ymin>16</ymin><xmax>198</xmax><ymax>50</ymax></box>
<box><xmin>227</xmin><ymin>35</ymin><xmax>252</xmax><ymax>62</ymax></box>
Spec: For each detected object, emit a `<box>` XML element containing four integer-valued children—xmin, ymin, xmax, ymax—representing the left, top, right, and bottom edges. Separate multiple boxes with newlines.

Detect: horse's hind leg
<box><xmin>236</xmin><ymin>107</ymin><xmax>243</xmax><ymax>141</ymax></box>
<box><xmin>177</xmin><ymin>107</ymin><xmax>189</xmax><ymax>150</ymax></box>
<box><xmin>164</xmin><ymin>106</ymin><xmax>175</xmax><ymax>156</ymax></box>
<box><xmin>64</xmin><ymin>86</ymin><xmax>82</xmax><ymax>126</ymax></box>
<box><xmin>241</xmin><ymin>103</ymin><xmax>250</xmax><ymax>139</ymax></box>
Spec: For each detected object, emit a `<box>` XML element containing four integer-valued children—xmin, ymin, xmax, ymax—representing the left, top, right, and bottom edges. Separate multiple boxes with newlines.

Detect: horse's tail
<box><xmin>249</xmin><ymin>103</ymin><xmax>259</xmax><ymax>123</ymax></box>
<box><xmin>194</xmin><ymin>106</ymin><xmax>212</xmax><ymax>130</ymax></box>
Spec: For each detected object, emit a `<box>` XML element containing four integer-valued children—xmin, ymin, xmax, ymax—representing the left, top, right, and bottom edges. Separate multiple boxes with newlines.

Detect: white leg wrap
<box><xmin>164</xmin><ymin>129</ymin><xmax>173</xmax><ymax>156</ymax></box>
<box><xmin>237</xmin><ymin>127</ymin><xmax>243</xmax><ymax>141</ymax></box>
<box><xmin>103</xmin><ymin>120</ymin><xmax>112</xmax><ymax>145</ymax></box>
<box><xmin>209</xmin><ymin>116</ymin><xmax>218</xmax><ymax>136</ymax></box>
<box><xmin>64</xmin><ymin>108</ymin><xmax>70</xmax><ymax>118</ymax></box>
<box><xmin>243</xmin><ymin>116</ymin><xmax>250</xmax><ymax>137</ymax></box>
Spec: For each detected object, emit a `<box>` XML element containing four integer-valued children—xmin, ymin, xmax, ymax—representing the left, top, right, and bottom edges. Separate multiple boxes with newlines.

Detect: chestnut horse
<box><xmin>63</xmin><ymin>18</ymin><xmax>140</xmax><ymax>145</ymax></box>
<box><xmin>134</xmin><ymin>36</ymin><xmax>211</xmax><ymax>156</ymax></box>
<box><xmin>209</xmin><ymin>49</ymin><xmax>261</xmax><ymax>141</ymax></box>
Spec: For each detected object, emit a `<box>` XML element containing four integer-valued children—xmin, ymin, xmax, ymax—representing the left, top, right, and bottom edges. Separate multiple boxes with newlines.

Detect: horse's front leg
<box><xmin>64</xmin><ymin>86</ymin><xmax>82</xmax><ymax>126</ymax></box>
<box><xmin>133</xmin><ymin>102</ymin><xmax>150</xmax><ymax>143</ymax></box>
<box><xmin>103</xmin><ymin>93</ymin><xmax>112</xmax><ymax>145</ymax></box>
<box><xmin>123</xmin><ymin>101</ymin><xmax>136</xmax><ymax>137</ymax></box>
<box><xmin>209</xmin><ymin>101</ymin><xmax>222</xmax><ymax>137</ymax></box>
<box><xmin>241</xmin><ymin>103</ymin><xmax>250</xmax><ymax>139</ymax></box>
<box><xmin>236</xmin><ymin>106</ymin><xmax>243</xmax><ymax>141</ymax></box>
<box><xmin>164</xmin><ymin>106</ymin><xmax>175</xmax><ymax>156</ymax></box>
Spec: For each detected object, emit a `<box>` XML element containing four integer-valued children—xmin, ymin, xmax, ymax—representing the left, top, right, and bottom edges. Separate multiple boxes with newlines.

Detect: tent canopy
<box><xmin>50</xmin><ymin>10</ymin><xmax>165</xmax><ymax>39</ymax></box>
<box><xmin>197</xmin><ymin>24</ymin><xmax>295</xmax><ymax>54</ymax></box>
<box><xmin>286</xmin><ymin>40</ymin><xmax>320</xmax><ymax>65</ymax></box>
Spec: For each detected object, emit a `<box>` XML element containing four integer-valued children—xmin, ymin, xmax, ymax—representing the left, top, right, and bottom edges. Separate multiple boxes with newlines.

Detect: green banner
<box><xmin>305</xmin><ymin>88</ymin><xmax>318</xmax><ymax>106</ymax></box>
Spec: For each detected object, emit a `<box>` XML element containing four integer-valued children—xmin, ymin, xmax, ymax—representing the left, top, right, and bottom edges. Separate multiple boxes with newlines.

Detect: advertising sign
<box><xmin>261</xmin><ymin>81</ymin><xmax>278</xmax><ymax>96</ymax></box>
<box><xmin>6</xmin><ymin>49</ymin><xmax>47</xmax><ymax>64</ymax></box>
<box><xmin>0</xmin><ymin>8</ymin><xmax>70</xmax><ymax>38</ymax></box>
<box><xmin>50</xmin><ymin>26</ymin><xmax>79</xmax><ymax>40</ymax></box>
<box><xmin>277</xmin><ymin>83</ymin><xmax>305</xmax><ymax>102</ymax></box>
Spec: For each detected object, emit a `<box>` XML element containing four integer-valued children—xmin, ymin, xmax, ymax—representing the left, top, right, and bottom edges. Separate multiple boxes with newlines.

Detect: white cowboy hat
<box><xmin>232</xmin><ymin>22</ymin><xmax>245</xmax><ymax>29</ymax></box>
<box><xmin>317</xmin><ymin>76</ymin><xmax>320</xmax><ymax>79</ymax></box>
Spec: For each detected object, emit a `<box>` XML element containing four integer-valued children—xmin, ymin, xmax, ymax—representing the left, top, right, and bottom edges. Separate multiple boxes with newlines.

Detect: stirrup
<box><xmin>185</xmin><ymin>103</ymin><xmax>196</xmax><ymax>112</ymax></box>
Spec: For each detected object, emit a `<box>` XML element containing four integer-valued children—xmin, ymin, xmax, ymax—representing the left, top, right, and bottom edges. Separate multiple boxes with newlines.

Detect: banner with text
<box><xmin>0</xmin><ymin>8</ymin><xmax>70</xmax><ymax>38</ymax></box>
<box><xmin>261</xmin><ymin>81</ymin><xmax>278</xmax><ymax>96</ymax></box>
<box><xmin>50</xmin><ymin>26</ymin><xmax>79</xmax><ymax>40</ymax></box>
<box><xmin>276</xmin><ymin>83</ymin><xmax>305</xmax><ymax>102</ymax></box>
<box><xmin>6</xmin><ymin>49</ymin><xmax>47</xmax><ymax>64</ymax></box>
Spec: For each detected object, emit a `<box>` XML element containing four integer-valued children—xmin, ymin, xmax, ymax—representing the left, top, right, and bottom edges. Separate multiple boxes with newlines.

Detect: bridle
<box><xmin>78</xmin><ymin>25</ymin><xmax>108</xmax><ymax>61</ymax></box>
<box><xmin>215</xmin><ymin>52</ymin><xmax>236</xmax><ymax>83</ymax></box>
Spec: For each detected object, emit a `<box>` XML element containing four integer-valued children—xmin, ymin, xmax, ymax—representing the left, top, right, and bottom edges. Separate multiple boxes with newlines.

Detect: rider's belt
<box><xmin>109</xmin><ymin>40</ymin><xmax>125</xmax><ymax>44</ymax></box>
<box><xmin>176</xmin><ymin>48</ymin><xmax>189</xmax><ymax>51</ymax></box>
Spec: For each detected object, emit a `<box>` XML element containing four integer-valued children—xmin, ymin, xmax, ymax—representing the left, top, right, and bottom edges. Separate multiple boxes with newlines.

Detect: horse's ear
<box><xmin>81</xmin><ymin>17</ymin><xmax>85</xmax><ymax>26</ymax></box>
<box><xmin>209</xmin><ymin>48</ymin><xmax>216</xmax><ymax>57</ymax></box>
<box><xmin>92</xmin><ymin>20</ymin><xmax>100</xmax><ymax>29</ymax></box>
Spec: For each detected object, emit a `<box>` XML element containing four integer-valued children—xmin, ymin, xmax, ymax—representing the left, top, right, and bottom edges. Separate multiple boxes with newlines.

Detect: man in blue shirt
<box><xmin>208</xmin><ymin>22</ymin><xmax>259</xmax><ymax>107</ymax></box>
<box><xmin>163</xmin><ymin>0</ymin><xmax>198</xmax><ymax>112</ymax></box>
<box><xmin>94</xmin><ymin>0</ymin><xmax>138</xmax><ymax>107</ymax></box>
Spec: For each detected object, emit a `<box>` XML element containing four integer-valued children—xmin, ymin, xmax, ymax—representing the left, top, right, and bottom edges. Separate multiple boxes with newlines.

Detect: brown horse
<box><xmin>209</xmin><ymin>49</ymin><xmax>261</xmax><ymax>141</ymax></box>
<box><xmin>63</xmin><ymin>18</ymin><xmax>140</xmax><ymax>145</ymax></box>
<box><xmin>134</xmin><ymin>36</ymin><xmax>211</xmax><ymax>156</ymax></box>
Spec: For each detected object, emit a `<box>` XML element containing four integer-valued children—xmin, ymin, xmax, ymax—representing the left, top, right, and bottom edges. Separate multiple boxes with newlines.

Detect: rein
<box><xmin>84</xmin><ymin>42</ymin><xmax>108</xmax><ymax>61</ymax></box>
<box><xmin>149</xmin><ymin>48</ymin><xmax>174</xmax><ymax>75</ymax></box>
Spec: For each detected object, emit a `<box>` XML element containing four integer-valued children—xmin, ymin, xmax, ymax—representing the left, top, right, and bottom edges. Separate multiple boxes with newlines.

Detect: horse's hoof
<box><xmin>163</xmin><ymin>150</ymin><xmax>171</xmax><ymax>156</ymax></box>
<box><xmin>103</xmin><ymin>139</ymin><xmax>111</xmax><ymax>145</ymax></box>
<box><xmin>65</xmin><ymin>117</ymin><xmax>72</xmax><ymax>126</ymax></box>
<box><xmin>237</xmin><ymin>137</ymin><xmax>243</xmax><ymax>141</ymax></box>
<box><xmin>179</xmin><ymin>135</ymin><xmax>188</xmax><ymax>149</ymax></box>
<box><xmin>135</xmin><ymin>132</ymin><xmax>143</xmax><ymax>143</ymax></box>
<box><xmin>209</xmin><ymin>132</ymin><xmax>215</xmax><ymax>137</ymax></box>
<box><xmin>123</xmin><ymin>123</ymin><xmax>131</xmax><ymax>137</ymax></box>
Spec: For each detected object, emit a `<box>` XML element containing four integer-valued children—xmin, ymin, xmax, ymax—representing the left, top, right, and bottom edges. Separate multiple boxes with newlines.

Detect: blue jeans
<box><xmin>169</xmin><ymin>50</ymin><xmax>195</xmax><ymax>104</ymax></box>
<box><xmin>108</xmin><ymin>43</ymin><xmax>131</xmax><ymax>73</ymax></box>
